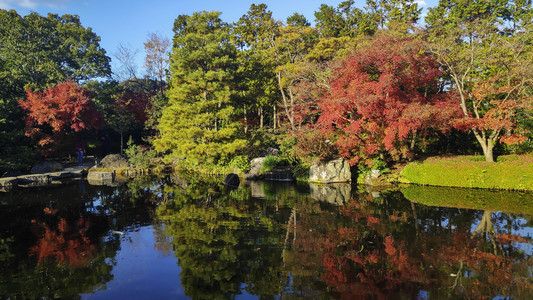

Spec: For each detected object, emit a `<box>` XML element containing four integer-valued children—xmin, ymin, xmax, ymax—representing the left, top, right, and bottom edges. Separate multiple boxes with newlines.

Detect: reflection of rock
<box><xmin>309</xmin><ymin>159</ymin><xmax>351</xmax><ymax>183</ymax></box>
<box><xmin>0</xmin><ymin>177</ymin><xmax>18</xmax><ymax>192</ymax></box>
<box><xmin>31</xmin><ymin>161</ymin><xmax>64</xmax><ymax>174</ymax></box>
<box><xmin>310</xmin><ymin>183</ymin><xmax>352</xmax><ymax>205</ymax></box>
<box><xmin>248</xmin><ymin>181</ymin><xmax>266</xmax><ymax>199</ymax></box>
<box><xmin>87</xmin><ymin>171</ymin><xmax>121</xmax><ymax>186</ymax></box>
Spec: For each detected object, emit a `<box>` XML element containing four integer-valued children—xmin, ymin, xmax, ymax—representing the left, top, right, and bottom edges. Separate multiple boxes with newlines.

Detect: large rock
<box><xmin>99</xmin><ymin>154</ymin><xmax>129</xmax><ymax>169</ymax></box>
<box><xmin>309</xmin><ymin>159</ymin><xmax>351</xmax><ymax>183</ymax></box>
<box><xmin>245</xmin><ymin>157</ymin><xmax>266</xmax><ymax>180</ymax></box>
<box><xmin>31</xmin><ymin>161</ymin><xmax>64</xmax><ymax>174</ymax></box>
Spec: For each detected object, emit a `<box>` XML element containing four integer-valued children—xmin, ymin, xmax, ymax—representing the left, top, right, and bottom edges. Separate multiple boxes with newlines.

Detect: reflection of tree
<box><xmin>0</xmin><ymin>215</ymin><xmax>119</xmax><ymax>298</ymax></box>
<box><xmin>282</xmin><ymin>190</ymin><xmax>533</xmax><ymax>299</ymax></box>
<box><xmin>0</xmin><ymin>178</ymin><xmax>158</xmax><ymax>298</ymax></box>
<box><xmin>157</xmin><ymin>175</ymin><xmax>290</xmax><ymax>299</ymax></box>
<box><xmin>30</xmin><ymin>217</ymin><xmax>95</xmax><ymax>267</ymax></box>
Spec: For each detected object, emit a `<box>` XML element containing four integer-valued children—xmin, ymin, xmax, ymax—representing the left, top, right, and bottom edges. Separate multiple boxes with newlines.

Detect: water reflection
<box><xmin>0</xmin><ymin>175</ymin><xmax>532</xmax><ymax>298</ymax></box>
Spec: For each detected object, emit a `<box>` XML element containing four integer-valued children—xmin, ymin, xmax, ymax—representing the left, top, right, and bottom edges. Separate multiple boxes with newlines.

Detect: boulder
<box><xmin>99</xmin><ymin>154</ymin><xmax>129</xmax><ymax>169</ymax></box>
<box><xmin>223</xmin><ymin>173</ymin><xmax>240</xmax><ymax>189</ymax></box>
<box><xmin>31</xmin><ymin>161</ymin><xmax>64</xmax><ymax>174</ymax></box>
<box><xmin>245</xmin><ymin>157</ymin><xmax>266</xmax><ymax>180</ymax></box>
<box><xmin>309</xmin><ymin>159</ymin><xmax>351</xmax><ymax>183</ymax></box>
<box><xmin>263</xmin><ymin>147</ymin><xmax>280</xmax><ymax>156</ymax></box>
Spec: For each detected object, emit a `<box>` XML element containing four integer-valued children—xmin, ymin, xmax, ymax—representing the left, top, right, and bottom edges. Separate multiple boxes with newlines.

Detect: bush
<box><xmin>260</xmin><ymin>155</ymin><xmax>280</xmax><ymax>173</ymax></box>
<box><xmin>125</xmin><ymin>137</ymin><xmax>158</xmax><ymax>169</ymax></box>
<box><xmin>228</xmin><ymin>155</ymin><xmax>251</xmax><ymax>173</ymax></box>
<box><xmin>292</xmin><ymin>163</ymin><xmax>310</xmax><ymax>182</ymax></box>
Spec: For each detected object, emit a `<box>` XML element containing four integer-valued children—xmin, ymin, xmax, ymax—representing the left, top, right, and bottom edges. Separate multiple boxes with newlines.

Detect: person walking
<box><xmin>75</xmin><ymin>139</ymin><xmax>86</xmax><ymax>166</ymax></box>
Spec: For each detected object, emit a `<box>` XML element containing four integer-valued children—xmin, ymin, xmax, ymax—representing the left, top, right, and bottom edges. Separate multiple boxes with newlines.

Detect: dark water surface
<box><xmin>1</xmin><ymin>175</ymin><xmax>532</xmax><ymax>299</ymax></box>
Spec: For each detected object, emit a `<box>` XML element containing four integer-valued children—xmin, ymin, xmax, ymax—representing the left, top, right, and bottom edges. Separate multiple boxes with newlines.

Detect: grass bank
<box><xmin>400</xmin><ymin>154</ymin><xmax>533</xmax><ymax>191</ymax></box>
<box><xmin>402</xmin><ymin>185</ymin><xmax>533</xmax><ymax>215</ymax></box>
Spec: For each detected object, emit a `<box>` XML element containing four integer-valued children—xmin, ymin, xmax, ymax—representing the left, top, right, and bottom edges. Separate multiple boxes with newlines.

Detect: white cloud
<box><xmin>415</xmin><ymin>0</ymin><xmax>427</xmax><ymax>6</ymax></box>
<box><xmin>0</xmin><ymin>0</ymin><xmax>69</xmax><ymax>10</ymax></box>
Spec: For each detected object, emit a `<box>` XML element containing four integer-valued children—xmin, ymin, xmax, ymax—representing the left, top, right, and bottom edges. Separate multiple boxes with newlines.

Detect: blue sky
<box><xmin>0</xmin><ymin>0</ymin><xmax>438</xmax><ymax>76</ymax></box>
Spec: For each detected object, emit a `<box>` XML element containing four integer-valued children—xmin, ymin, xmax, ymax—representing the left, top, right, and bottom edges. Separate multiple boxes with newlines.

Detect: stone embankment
<box><xmin>0</xmin><ymin>164</ymin><xmax>90</xmax><ymax>192</ymax></box>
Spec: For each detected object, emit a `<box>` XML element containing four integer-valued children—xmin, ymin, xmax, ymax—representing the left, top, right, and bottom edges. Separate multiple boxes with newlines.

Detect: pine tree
<box><xmin>154</xmin><ymin>11</ymin><xmax>246</xmax><ymax>166</ymax></box>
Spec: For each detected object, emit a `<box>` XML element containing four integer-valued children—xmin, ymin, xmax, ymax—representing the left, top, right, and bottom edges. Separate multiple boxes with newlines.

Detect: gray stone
<box><xmin>310</xmin><ymin>183</ymin><xmax>352</xmax><ymax>205</ymax></box>
<box><xmin>365</xmin><ymin>173</ymin><xmax>390</xmax><ymax>186</ymax></box>
<box><xmin>309</xmin><ymin>159</ymin><xmax>351</xmax><ymax>183</ymax></box>
<box><xmin>245</xmin><ymin>157</ymin><xmax>266</xmax><ymax>180</ymax></box>
<box><xmin>263</xmin><ymin>147</ymin><xmax>280</xmax><ymax>156</ymax></box>
<box><xmin>0</xmin><ymin>177</ymin><xmax>18</xmax><ymax>189</ymax></box>
<box><xmin>31</xmin><ymin>161</ymin><xmax>64</xmax><ymax>174</ymax></box>
<box><xmin>99</xmin><ymin>154</ymin><xmax>129</xmax><ymax>169</ymax></box>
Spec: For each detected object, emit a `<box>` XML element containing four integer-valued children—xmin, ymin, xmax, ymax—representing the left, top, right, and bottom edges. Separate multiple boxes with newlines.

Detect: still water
<box><xmin>0</xmin><ymin>174</ymin><xmax>532</xmax><ymax>299</ymax></box>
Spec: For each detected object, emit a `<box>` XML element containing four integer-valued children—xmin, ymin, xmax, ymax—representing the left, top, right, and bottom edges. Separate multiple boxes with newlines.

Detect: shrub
<box><xmin>125</xmin><ymin>137</ymin><xmax>157</xmax><ymax>169</ymax></box>
<box><xmin>228</xmin><ymin>155</ymin><xmax>251</xmax><ymax>173</ymax></box>
<box><xmin>260</xmin><ymin>155</ymin><xmax>280</xmax><ymax>173</ymax></box>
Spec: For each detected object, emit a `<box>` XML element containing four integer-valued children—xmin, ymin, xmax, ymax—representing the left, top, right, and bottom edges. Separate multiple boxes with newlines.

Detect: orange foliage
<box><xmin>30</xmin><ymin>217</ymin><xmax>96</xmax><ymax>267</ymax></box>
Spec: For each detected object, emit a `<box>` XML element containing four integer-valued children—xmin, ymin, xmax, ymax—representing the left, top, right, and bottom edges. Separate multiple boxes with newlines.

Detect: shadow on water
<box><xmin>0</xmin><ymin>174</ymin><xmax>532</xmax><ymax>299</ymax></box>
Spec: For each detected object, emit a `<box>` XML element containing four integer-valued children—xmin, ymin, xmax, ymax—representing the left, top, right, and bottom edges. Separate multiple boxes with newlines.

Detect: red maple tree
<box><xmin>19</xmin><ymin>80</ymin><xmax>102</xmax><ymax>155</ymax></box>
<box><xmin>116</xmin><ymin>89</ymin><xmax>151</xmax><ymax>125</ymax></box>
<box><xmin>308</xmin><ymin>34</ymin><xmax>459</xmax><ymax>165</ymax></box>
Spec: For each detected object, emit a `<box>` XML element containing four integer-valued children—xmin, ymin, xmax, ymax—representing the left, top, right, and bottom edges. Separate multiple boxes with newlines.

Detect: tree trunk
<box><xmin>273</xmin><ymin>105</ymin><xmax>277</xmax><ymax>129</ymax></box>
<box><xmin>120</xmin><ymin>131</ymin><xmax>124</xmax><ymax>155</ymax></box>
<box><xmin>244</xmin><ymin>104</ymin><xmax>248</xmax><ymax>134</ymax></box>
<box><xmin>410</xmin><ymin>130</ymin><xmax>417</xmax><ymax>151</ymax></box>
<box><xmin>277</xmin><ymin>72</ymin><xmax>295</xmax><ymax>130</ymax></box>
<box><xmin>473</xmin><ymin>130</ymin><xmax>496</xmax><ymax>162</ymax></box>
<box><xmin>259</xmin><ymin>107</ymin><xmax>264</xmax><ymax>128</ymax></box>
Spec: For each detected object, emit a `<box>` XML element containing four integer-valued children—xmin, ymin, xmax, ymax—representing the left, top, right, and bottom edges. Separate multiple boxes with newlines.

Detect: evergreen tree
<box><xmin>154</xmin><ymin>11</ymin><xmax>246</xmax><ymax>166</ymax></box>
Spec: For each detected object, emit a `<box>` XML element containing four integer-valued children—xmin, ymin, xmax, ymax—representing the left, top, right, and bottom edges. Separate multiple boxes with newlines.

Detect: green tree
<box><xmin>313</xmin><ymin>0</ymin><xmax>421</xmax><ymax>38</ymax></box>
<box><xmin>0</xmin><ymin>10</ymin><xmax>110</xmax><ymax>170</ymax></box>
<box><xmin>154</xmin><ymin>11</ymin><xmax>246</xmax><ymax>166</ymax></box>
<box><xmin>234</xmin><ymin>4</ymin><xmax>281</xmax><ymax>130</ymax></box>
<box><xmin>425</xmin><ymin>0</ymin><xmax>533</xmax><ymax>162</ymax></box>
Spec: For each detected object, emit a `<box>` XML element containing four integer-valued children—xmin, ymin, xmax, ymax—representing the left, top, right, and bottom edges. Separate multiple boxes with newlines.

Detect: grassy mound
<box><xmin>402</xmin><ymin>185</ymin><xmax>533</xmax><ymax>214</ymax></box>
<box><xmin>400</xmin><ymin>154</ymin><xmax>533</xmax><ymax>191</ymax></box>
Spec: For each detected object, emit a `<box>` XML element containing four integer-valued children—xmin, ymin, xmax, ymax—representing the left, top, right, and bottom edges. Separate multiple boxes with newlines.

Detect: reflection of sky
<box><xmin>81</xmin><ymin>226</ymin><xmax>185</xmax><ymax>299</ymax></box>
<box><xmin>468</xmin><ymin>212</ymin><xmax>533</xmax><ymax>257</ymax></box>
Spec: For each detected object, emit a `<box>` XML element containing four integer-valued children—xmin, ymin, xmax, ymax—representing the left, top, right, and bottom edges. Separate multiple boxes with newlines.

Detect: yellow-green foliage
<box><xmin>402</xmin><ymin>185</ymin><xmax>533</xmax><ymax>215</ymax></box>
<box><xmin>401</xmin><ymin>154</ymin><xmax>533</xmax><ymax>191</ymax></box>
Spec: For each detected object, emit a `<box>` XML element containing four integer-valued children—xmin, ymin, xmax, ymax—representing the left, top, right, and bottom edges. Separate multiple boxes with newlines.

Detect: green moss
<box><xmin>400</xmin><ymin>154</ymin><xmax>533</xmax><ymax>191</ymax></box>
<box><xmin>402</xmin><ymin>185</ymin><xmax>533</xmax><ymax>215</ymax></box>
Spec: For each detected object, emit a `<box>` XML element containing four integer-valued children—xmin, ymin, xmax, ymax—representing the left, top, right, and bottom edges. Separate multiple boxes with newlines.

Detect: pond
<box><xmin>0</xmin><ymin>175</ymin><xmax>532</xmax><ymax>299</ymax></box>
